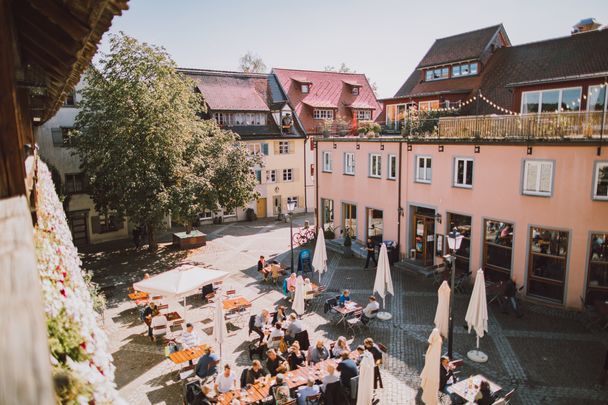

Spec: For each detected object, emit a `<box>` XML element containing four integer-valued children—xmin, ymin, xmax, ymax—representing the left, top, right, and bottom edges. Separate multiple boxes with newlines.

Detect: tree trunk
<box><xmin>147</xmin><ymin>223</ymin><xmax>157</xmax><ymax>251</ymax></box>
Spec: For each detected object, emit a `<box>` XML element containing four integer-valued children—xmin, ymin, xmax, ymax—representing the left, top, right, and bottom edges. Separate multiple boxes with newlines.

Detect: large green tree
<box><xmin>75</xmin><ymin>33</ymin><xmax>259</xmax><ymax>250</ymax></box>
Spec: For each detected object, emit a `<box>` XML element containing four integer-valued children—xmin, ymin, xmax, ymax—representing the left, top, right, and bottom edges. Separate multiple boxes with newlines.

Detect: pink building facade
<box><xmin>316</xmin><ymin>137</ymin><xmax>608</xmax><ymax>309</ymax></box>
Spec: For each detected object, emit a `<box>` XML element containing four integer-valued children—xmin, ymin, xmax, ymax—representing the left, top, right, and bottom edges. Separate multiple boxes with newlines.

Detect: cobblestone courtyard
<box><xmin>84</xmin><ymin>215</ymin><xmax>608</xmax><ymax>405</ymax></box>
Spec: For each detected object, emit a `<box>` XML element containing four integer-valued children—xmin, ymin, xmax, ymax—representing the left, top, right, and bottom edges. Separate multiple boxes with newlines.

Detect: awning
<box><xmin>133</xmin><ymin>264</ymin><xmax>229</xmax><ymax>297</ymax></box>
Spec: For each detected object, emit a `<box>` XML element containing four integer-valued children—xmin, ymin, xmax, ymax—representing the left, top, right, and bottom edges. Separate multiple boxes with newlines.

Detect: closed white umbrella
<box><xmin>434</xmin><ymin>281</ymin><xmax>451</xmax><ymax>339</ymax></box>
<box><xmin>213</xmin><ymin>298</ymin><xmax>228</xmax><ymax>359</ymax></box>
<box><xmin>420</xmin><ymin>328</ymin><xmax>442</xmax><ymax>405</ymax></box>
<box><xmin>312</xmin><ymin>227</ymin><xmax>328</xmax><ymax>283</ymax></box>
<box><xmin>292</xmin><ymin>275</ymin><xmax>305</xmax><ymax>315</ymax></box>
<box><xmin>465</xmin><ymin>268</ymin><xmax>489</xmax><ymax>363</ymax></box>
<box><xmin>373</xmin><ymin>243</ymin><xmax>394</xmax><ymax>320</ymax></box>
<box><xmin>356</xmin><ymin>351</ymin><xmax>375</xmax><ymax>405</ymax></box>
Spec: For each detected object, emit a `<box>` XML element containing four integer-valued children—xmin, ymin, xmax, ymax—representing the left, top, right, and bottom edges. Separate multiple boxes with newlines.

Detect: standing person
<box><xmin>363</xmin><ymin>337</ymin><xmax>384</xmax><ymax>389</ymax></box>
<box><xmin>364</xmin><ymin>238</ymin><xmax>377</xmax><ymax>269</ymax></box>
<box><xmin>142</xmin><ymin>302</ymin><xmax>158</xmax><ymax>341</ymax></box>
<box><xmin>258</xmin><ymin>255</ymin><xmax>269</xmax><ymax>281</ymax></box>
<box><xmin>287</xmin><ymin>273</ymin><xmax>297</xmax><ymax>301</ymax></box>
<box><xmin>501</xmin><ymin>278</ymin><xmax>523</xmax><ymax>318</ymax></box>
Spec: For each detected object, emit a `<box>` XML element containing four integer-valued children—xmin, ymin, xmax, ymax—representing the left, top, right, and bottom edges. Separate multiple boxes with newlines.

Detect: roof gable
<box><xmin>417</xmin><ymin>24</ymin><xmax>507</xmax><ymax>68</ymax></box>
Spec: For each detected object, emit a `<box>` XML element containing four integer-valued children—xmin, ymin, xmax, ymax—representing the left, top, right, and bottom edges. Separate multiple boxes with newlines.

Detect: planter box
<box><xmin>172</xmin><ymin>230</ymin><xmax>206</xmax><ymax>249</ymax></box>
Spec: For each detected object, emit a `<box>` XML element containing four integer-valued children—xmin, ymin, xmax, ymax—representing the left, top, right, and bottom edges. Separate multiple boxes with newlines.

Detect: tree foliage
<box><xmin>238</xmin><ymin>51</ymin><xmax>267</xmax><ymax>73</ymax></box>
<box><xmin>75</xmin><ymin>33</ymin><xmax>259</xmax><ymax>249</ymax></box>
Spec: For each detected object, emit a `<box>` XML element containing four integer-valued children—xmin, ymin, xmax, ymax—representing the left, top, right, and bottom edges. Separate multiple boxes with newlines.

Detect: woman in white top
<box><xmin>331</xmin><ymin>336</ymin><xmax>350</xmax><ymax>358</ymax></box>
<box><xmin>267</xmin><ymin>322</ymin><xmax>285</xmax><ymax>349</ymax></box>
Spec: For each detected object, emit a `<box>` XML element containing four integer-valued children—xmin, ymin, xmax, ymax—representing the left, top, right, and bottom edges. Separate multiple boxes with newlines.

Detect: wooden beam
<box><xmin>28</xmin><ymin>0</ymin><xmax>91</xmax><ymax>41</ymax></box>
<box><xmin>0</xmin><ymin>0</ymin><xmax>27</xmax><ymax>197</ymax></box>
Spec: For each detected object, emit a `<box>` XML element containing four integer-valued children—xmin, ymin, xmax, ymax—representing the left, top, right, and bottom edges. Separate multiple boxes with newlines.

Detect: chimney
<box><xmin>571</xmin><ymin>18</ymin><xmax>602</xmax><ymax>35</ymax></box>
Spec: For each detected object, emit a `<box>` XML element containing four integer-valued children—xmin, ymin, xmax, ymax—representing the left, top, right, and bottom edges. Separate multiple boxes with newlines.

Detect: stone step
<box><xmin>325</xmin><ymin>238</ymin><xmax>367</xmax><ymax>259</ymax></box>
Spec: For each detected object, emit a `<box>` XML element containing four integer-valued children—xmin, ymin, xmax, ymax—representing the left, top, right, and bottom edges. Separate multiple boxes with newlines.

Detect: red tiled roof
<box><xmin>186</xmin><ymin>70</ymin><xmax>270</xmax><ymax>111</ymax></box>
<box><xmin>417</xmin><ymin>24</ymin><xmax>507</xmax><ymax>68</ymax></box>
<box><xmin>273</xmin><ymin>68</ymin><xmax>381</xmax><ymax>123</ymax></box>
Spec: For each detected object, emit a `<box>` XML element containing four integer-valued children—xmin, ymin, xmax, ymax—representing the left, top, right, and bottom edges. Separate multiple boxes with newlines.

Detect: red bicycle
<box><xmin>292</xmin><ymin>227</ymin><xmax>317</xmax><ymax>246</ymax></box>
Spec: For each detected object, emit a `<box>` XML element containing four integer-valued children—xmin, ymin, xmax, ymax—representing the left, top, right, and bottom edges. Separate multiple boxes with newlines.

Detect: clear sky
<box><xmin>99</xmin><ymin>0</ymin><xmax>608</xmax><ymax>99</ymax></box>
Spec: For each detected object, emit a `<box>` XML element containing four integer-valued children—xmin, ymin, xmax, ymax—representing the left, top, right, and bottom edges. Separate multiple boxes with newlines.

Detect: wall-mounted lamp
<box><xmin>333</xmin><ymin>142</ymin><xmax>337</xmax><ymax>149</ymax></box>
<box><xmin>380</xmin><ymin>143</ymin><xmax>385</xmax><ymax>151</ymax></box>
<box><xmin>434</xmin><ymin>213</ymin><xmax>442</xmax><ymax>224</ymax></box>
<box><xmin>398</xmin><ymin>207</ymin><xmax>404</xmax><ymax>217</ymax></box>
<box><xmin>474</xmin><ymin>145</ymin><xmax>480</xmax><ymax>153</ymax></box>
<box><xmin>407</xmin><ymin>144</ymin><xmax>412</xmax><ymax>151</ymax></box>
<box><xmin>438</xmin><ymin>145</ymin><xmax>444</xmax><ymax>152</ymax></box>
<box><xmin>356</xmin><ymin>143</ymin><xmax>360</xmax><ymax>150</ymax></box>
<box><xmin>527</xmin><ymin>146</ymin><xmax>533</xmax><ymax>155</ymax></box>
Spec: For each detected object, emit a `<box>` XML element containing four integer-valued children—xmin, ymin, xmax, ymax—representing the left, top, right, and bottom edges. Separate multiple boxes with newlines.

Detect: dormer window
<box><xmin>452</xmin><ymin>62</ymin><xmax>479</xmax><ymax>77</ymax></box>
<box><xmin>425</xmin><ymin>67</ymin><xmax>449</xmax><ymax>81</ymax></box>
<box><xmin>352</xmin><ymin>87</ymin><xmax>359</xmax><ymax>96</ymax></box>
<box><xmin>301</xmin><ymin>84</ymin><xmax>310</xmax><ymax>93</ymax></box>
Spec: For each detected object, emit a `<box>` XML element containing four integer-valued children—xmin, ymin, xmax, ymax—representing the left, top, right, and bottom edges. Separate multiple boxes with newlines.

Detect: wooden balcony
<box><xmin>385</xmin><ymin>111</ymin><xmax>608</xmax><ymax>142</ymax></box>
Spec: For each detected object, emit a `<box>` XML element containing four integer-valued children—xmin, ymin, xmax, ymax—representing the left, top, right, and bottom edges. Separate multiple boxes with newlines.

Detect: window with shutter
<box><xmin>255</xmin><ymin>170</ymin><xmax>262</xmax><ymax>184</ymax></box>
<box><xmin>523</xmin><ymin>160</ymin><xmax>553</xmax><ymax>196</ymax></box>
<box><xmin>288</xmin><ymin>141</ymin><xmax>295</xmax><ymax>154</ymax></box>
<box><xmin>593</xmin><ymin>162</ymin><xmax>608</xmax><ymax>200</ymax></box>
<box><xmin>261</xmin><ymin>143</ymin><xmax>269</xmax><ymax>155</ymax></box>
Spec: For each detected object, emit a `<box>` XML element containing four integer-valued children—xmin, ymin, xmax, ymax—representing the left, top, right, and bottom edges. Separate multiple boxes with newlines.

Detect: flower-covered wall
<box><xmin>34</xmin><ymin>157</ymin><xmax>124</xmax><ymax>404</ymax></box>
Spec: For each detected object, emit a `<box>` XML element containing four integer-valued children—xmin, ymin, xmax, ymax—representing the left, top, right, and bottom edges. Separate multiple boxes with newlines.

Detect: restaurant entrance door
<box><xmin>412</xmin><ymin>212</ymin><xmax>435</xmax><ymax>266</ymax></box>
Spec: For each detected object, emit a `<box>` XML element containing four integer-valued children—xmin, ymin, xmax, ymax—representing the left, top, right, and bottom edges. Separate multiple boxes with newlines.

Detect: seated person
<box><xmin>272</xmin><ymin>305</ymin><xmax>288</xmax><ymax>324</ymax></box>
<box><xmin>285</xmin><ymin>313</ymin><xmax>303</xmax><ymax>343</ymax></box>
<box><xmin>331</xmin><ymin>336</ymin><xmax>350</xmax><ymax>358</ymax></box>
<box><xmin>258</xmin><ymin>255</ymin><xmax>269</xmax><ymax>280</ymax></box>
<box><xmin>266</xmin><ymin>349</ymin><xmax>288</xmax><ymax>376</ymax></box>
<box><xmin>272</xmin><ymin>373</ymin><xmax>293</xmax><ymax>405</ymax></box>
<box><xmin>198</xmin><ymin>384</ymin><xmax>217</xmax><ymax>405</ymax></box>
<box><xmin>362</xmin><ymin>296</ymin><xmax>380</xmax><ymax>324</ymax></box>
<box><xmin>214</xmin><ymin>364</ymin><xmax>237</xmax><ymax>394</ymax></box>
<box><xmin>195</xmin><ymin>347</ymin><xmax>220</xmax><ymax>379</ymax></box>
<box><xmin>321</xmin><ymin>364</ymin><xmax>340</xmax><ymax>392</ymax></box>
<box><xmin>243</xmin><ymin>360</ymin><xmax>269</xmax><ymax>386</ymax></box>
<box><xmin>439</xmin><ymin>356</ymin><xmax>457</xmax><ymax>391</ymax></box>
<box><xmin>336</xmin><ymin>351</ymin><xmax>359</xmax><ymax>388</ymax></box>
<box><xmin>266</xmin><ymin>322</ymin><xmax>285</xmax><ymax>350</ymax></box>
<box><xmin>310</xmin><ymin>339</ymin><xmax>330</xmax><ymax>364</ymax></box>
<box><xmin>338</xmin><ymin>289</ymin><xmax>351</xmax><ymax>305</ymax></box>
<box><xmin>296</xmin><ymin>378</ymin><xmax>320</xmax><ymax>405</ymax></box>
<box><xmin>287</xmin><ymin>342</ymin><xmax>307</xmax><ymax>370</ymax></box>
<box><xmin>253</xmin><ymin>309</ymin><xmax>271</xmax><ymax>341</ymax></box>
<box><xmin>475</xmin><ymin>380</ymin><xmax>498</xmax><ymax>405</ymax></box>
<box><xmin>303</xmin><ymin>278</ymin><xmax>314</xmax><ymax>301</ymax></box>
<box><xmin>179</xmin><ymin>323</ymin><xmax>199</xmax><ymax>349</ymax></box>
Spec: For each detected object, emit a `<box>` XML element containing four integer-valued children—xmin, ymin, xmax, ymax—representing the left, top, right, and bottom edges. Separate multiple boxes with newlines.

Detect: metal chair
<box><xmin>305</xmin><ymin>393</ymin><xmax>322</xmax><ymax>405</ymax></box>
<box><xmin>346</xmin><ymin>310</ymin><xmax>364</xmax><ymax>335</ymax></box>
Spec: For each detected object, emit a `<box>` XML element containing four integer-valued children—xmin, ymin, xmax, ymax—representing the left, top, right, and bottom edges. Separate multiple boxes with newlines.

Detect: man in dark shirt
<box><xmin>195</xmin><ymin>347</ymin><xmax>220</xmax><ymax>379</ymax></box>
<box><xmin>363</xmin><ymin>338</ymin><xmax>383</xmax><ymax>388</ymax></box>
<box><xmin>265</xmin><ymin>349</ymin><xmax>288</xmax><ymax>376</ymax></box>
<box><xmin>336</xmin><ymin>352</ymin><xmax>359</xmax><ymax>388</ymax></box>
<box><xmin>243</xmin><ymin>360</ymin><xmax>269</xmax><ymax>385</ymax></box>
<box><xmin>364</xmin><ymin>239</ymin><xmax>377</xmax><ymax>269</ymax></box>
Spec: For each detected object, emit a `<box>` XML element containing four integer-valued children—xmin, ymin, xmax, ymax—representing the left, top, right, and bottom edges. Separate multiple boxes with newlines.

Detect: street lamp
<box><xmin>287</xmin><ymin>200</ymin><xmax>297</xmax><ymax>272</ymax></box>
<box><xmin>446</xmin><ymin>227</ymin><xmax>463</xmax><ymax>360</ymax></box>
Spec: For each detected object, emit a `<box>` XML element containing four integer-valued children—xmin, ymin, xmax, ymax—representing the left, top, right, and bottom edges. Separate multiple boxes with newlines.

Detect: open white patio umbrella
<box><xmin>311</xmin><ymin>227</ymin><xmax>328</xmax><ymax>283</ymax></box>
<box><xmin>420</xmin><ymin>328</ymin><xmax>442</xmax><ymax>405</ymax></box>
<box><xmin>433</xmin><ymin>281</ymin><xmax>451</xmax><ymax>339</ymax></box>
<box><xmin>213</xmin><ymin>298</ymin><xmax>228</xmax><ymax>359</ymax></box>
<box><xmin>292</xmin><ymin>275</ymin><xmax>306</xmax><ymax>315</ymax></box>
<box><xmin>465</xmin><ymin>268</ymin><xmax>489</xmax><ymax>363</ymax></box>
<box><xmin>373</xmin><ymin>243</ymin><xmax>395</xmax><ymax>320</ymax></box>
<box><xmin>133</xmin><ymin>264</ymin><xmax>228</xmax><ymax>320</ymax></box>
<box><xmin>356</xmin><ymin>351</ymin><xmax>375</xmax><ymax>405</ymax></box>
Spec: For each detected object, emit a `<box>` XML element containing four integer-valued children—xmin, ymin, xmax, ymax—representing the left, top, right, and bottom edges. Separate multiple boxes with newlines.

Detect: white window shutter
<box><xmin>273</xmin><ymin>142</ymin><xmax>280</xmax><ymax>155</ymax></box>
<box><xmin>525</xmin><ymin>162</ymin><xmax>538</xmax><ymax>192</ymax></box>
<box><xmin>292</xmin><ymin>168</ymin><xmax>298</xmax><ymax>182</ymax></box>
<box><xmin>539</xmin><ymin>163</ymin><xmax>552</xmax><ymax>193</ymax></box>
<box><xmin>288</xmin><ymin>141</ymin><xmax>295</xmax><ymax>154</ymax></box>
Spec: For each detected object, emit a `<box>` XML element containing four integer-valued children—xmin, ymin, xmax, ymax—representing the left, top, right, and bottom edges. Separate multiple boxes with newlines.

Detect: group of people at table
<box><xmin>176</xmin><ymin>303</ymin><xmax>384</xmax><ymax>404</ymax></box>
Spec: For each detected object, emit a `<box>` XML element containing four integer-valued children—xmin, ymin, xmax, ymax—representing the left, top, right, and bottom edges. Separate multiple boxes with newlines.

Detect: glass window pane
<box><xmin>470</xmin><ymin>63</ymin><xmax>478</xmax><ymax>75</ymax></box>
<box><xmin>528</xmin><ymin>279</ymin><xmax>564</xmax><ymax>301</ymax></box>
<box><xmin>531</xmin><ymin>227</ymin><xmax>568</xmax><ymax>257</ymax></box>
<box><xmin>457</xmin><ymin>160</ymin><xmax>465</xmax><ymax>183</ymax></box>
<box><xmin>541</xmin><ymin>90</ymin><xmax>559</xmax><ymax>112</ymax></box>
<box><xmin>560</xmin><ymin>88</ymin><xmax>581</xmax><ymax>111</ymax></box>
<box><xmin>441</xmin><ymin>68</ymin><xmax>449</xmax><ymax>78</ymax></box>
<box><xmin>466</xmin><ymin>160</ymin><xmax>473</xmax><ymax>185</ymax></box>
<box><xmin>588</xmin><ymin>85</ymin><xmax>607</xmax><ymax>112</ymax></box>
<box><xmin>531</xmin><ymin>254</ymin><xmax>565</xmax><ymax>281</ymax></box>
<box><xmin>452</xmin><ymin>66</ymin><xmax>460</xmax><ymax>76</ymax></box>
<box><xmin>596</xmin><ymin>164</ymin><xmax>608</xmax><ymax>197</ymax></box>
<box><xmin>426</xmin><ymin>71</ymin><xmax>433</xmax><ymax>81</ymax></box>
<box><xmin>522</xmin><ymin>92</ymin><xmax>540</xmax><ymax>113</ymax></box>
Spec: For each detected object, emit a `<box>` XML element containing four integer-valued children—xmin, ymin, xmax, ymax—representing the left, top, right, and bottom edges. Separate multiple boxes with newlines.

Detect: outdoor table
<box><xmin>217</xmin><ymin>383</ymin><xmax>267</xmax><ymax>405</ymax></box>
<box><xmin>128</xmin><ymin>291</ymin><xmax>149</xmax><ymax>301</ymax></box>
<box><xmin>223</xmin><ymin>296</ymin><xmax>252</xmax><ymax>312</ymax></box>
<box><xmin>168</xmin><ymin>344</ymin><xmax>208</xmax><ymax>364</ymax></box>
<box><xmin>448</xmin><ymin>374</ymin><xmax>502</xmax><ymax>403</ymax></box>
<box><xmin>165</xmin><ymin>311</ymin><xmax>181</xmax><ymax>322</ymax></box>
<box><xmin>332</xmin><ymin>301</ymin><xmax>362</xmax><ymax>325</ymax></box>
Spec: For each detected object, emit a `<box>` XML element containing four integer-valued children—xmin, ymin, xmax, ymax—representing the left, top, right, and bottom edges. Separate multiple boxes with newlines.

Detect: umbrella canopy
<box><xmin>420</xmin><ymin>328</ymin><xmax>443</xmax><ymax>405</ymax></box>
<box><xmin>292</xmin><ymin>275</ymin><xmax>305</xmax><ymax>315</ymax></box>
<box><xmin>433</xmin><ymin>281</ymin><xmax>451</xmax><ymax>339</ymax></box>
<box><xmin>373</xmin><ymin>243</ymin><xmax>395</xmax><ymax>302</ymax></box>
<box><xmin>356</xmin><ymin>351</ymin><xmax>375</xmax><ymax>405</ymax></box>
<box><xmin>133</xmin><ymin>265</ymin><xmax>228</xmax><ymax>298</ymax></box>
<box><xmin>465</xmin><ymin>269</ymin><xmax>488</xmax><ymax>339</ymax></box>
<box><xmin>311</xmin><ymin>227</ymin><xmax>328</xmax><ymax>282</ymax></box>
<box><xmin>213</xmin><ymin>298</ymin><xmax>228</xmax><ymax>357</ymax></box>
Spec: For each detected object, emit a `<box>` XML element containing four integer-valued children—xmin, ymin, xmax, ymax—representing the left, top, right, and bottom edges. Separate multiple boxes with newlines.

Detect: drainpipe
<box><xmin>397</xmin><ymin>141</ymin><xmax>403</xmax><ymax>259</ymax></box>
<box><xmin>315</xmin><ymin>137</ymin><xmax>319</xmax><ymax>227</ymax></box>
<box><xmin>303</xmin><ymin>136</ymin><xmax>308</xmax><ymax>213</ymax></box>
<box><xmin>598</xmin><ymin>78</ymin><xmax>607</xmax><ymax>156</ymax></box>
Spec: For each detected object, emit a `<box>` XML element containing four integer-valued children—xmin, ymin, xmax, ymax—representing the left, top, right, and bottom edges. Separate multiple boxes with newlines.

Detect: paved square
<box><xmin>84</xmin><ymin>214</ymin><xmax>608</xmax><ymax>404</ymax></box>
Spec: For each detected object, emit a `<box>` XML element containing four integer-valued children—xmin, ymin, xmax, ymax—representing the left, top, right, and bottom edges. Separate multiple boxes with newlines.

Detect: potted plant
<box><xmin>321</xmin><ymin>119</ymin><xmax>333</xmax><ymax>138</ymax></box>
<box><xmin>323</xmin><ymin>224</ymin><xmax>336</xmax><ymax>240</ymax></box>
<box><xmin>357</xmin><ymin>120</ymin><xmax>381</xmax><ymax>137</ymax></box>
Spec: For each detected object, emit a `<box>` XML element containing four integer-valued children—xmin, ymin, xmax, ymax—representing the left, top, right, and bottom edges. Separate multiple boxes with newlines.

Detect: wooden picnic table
<box><xmin>168</xmin><ymin>344</ymin><xmax>208</xmax><ymax>364</ymax></box>
<box><xmin>448</xmin><ymin>374</ymin><xmax>502</xmax><ymax>403</ymax></box>
<box><xmin>217</xmin><ymin>382</ymin><xmax>267</xmax><ymax>405</ymax></box>
<box><xmin>223</xmin><ymin>296</ymin><xmax>252</xmax><ymax>312</ymax></box>
<box><xmin>128</xmin><ymin>291</ymin><xmax>149</xmax><ymax>301</ymax></box>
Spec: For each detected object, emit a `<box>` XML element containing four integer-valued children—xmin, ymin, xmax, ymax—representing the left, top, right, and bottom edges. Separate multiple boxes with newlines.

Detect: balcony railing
<box><xmin>383</xmin><ymin>111</ymin><xmax>608</xmax><ymax>141</ymax></box>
